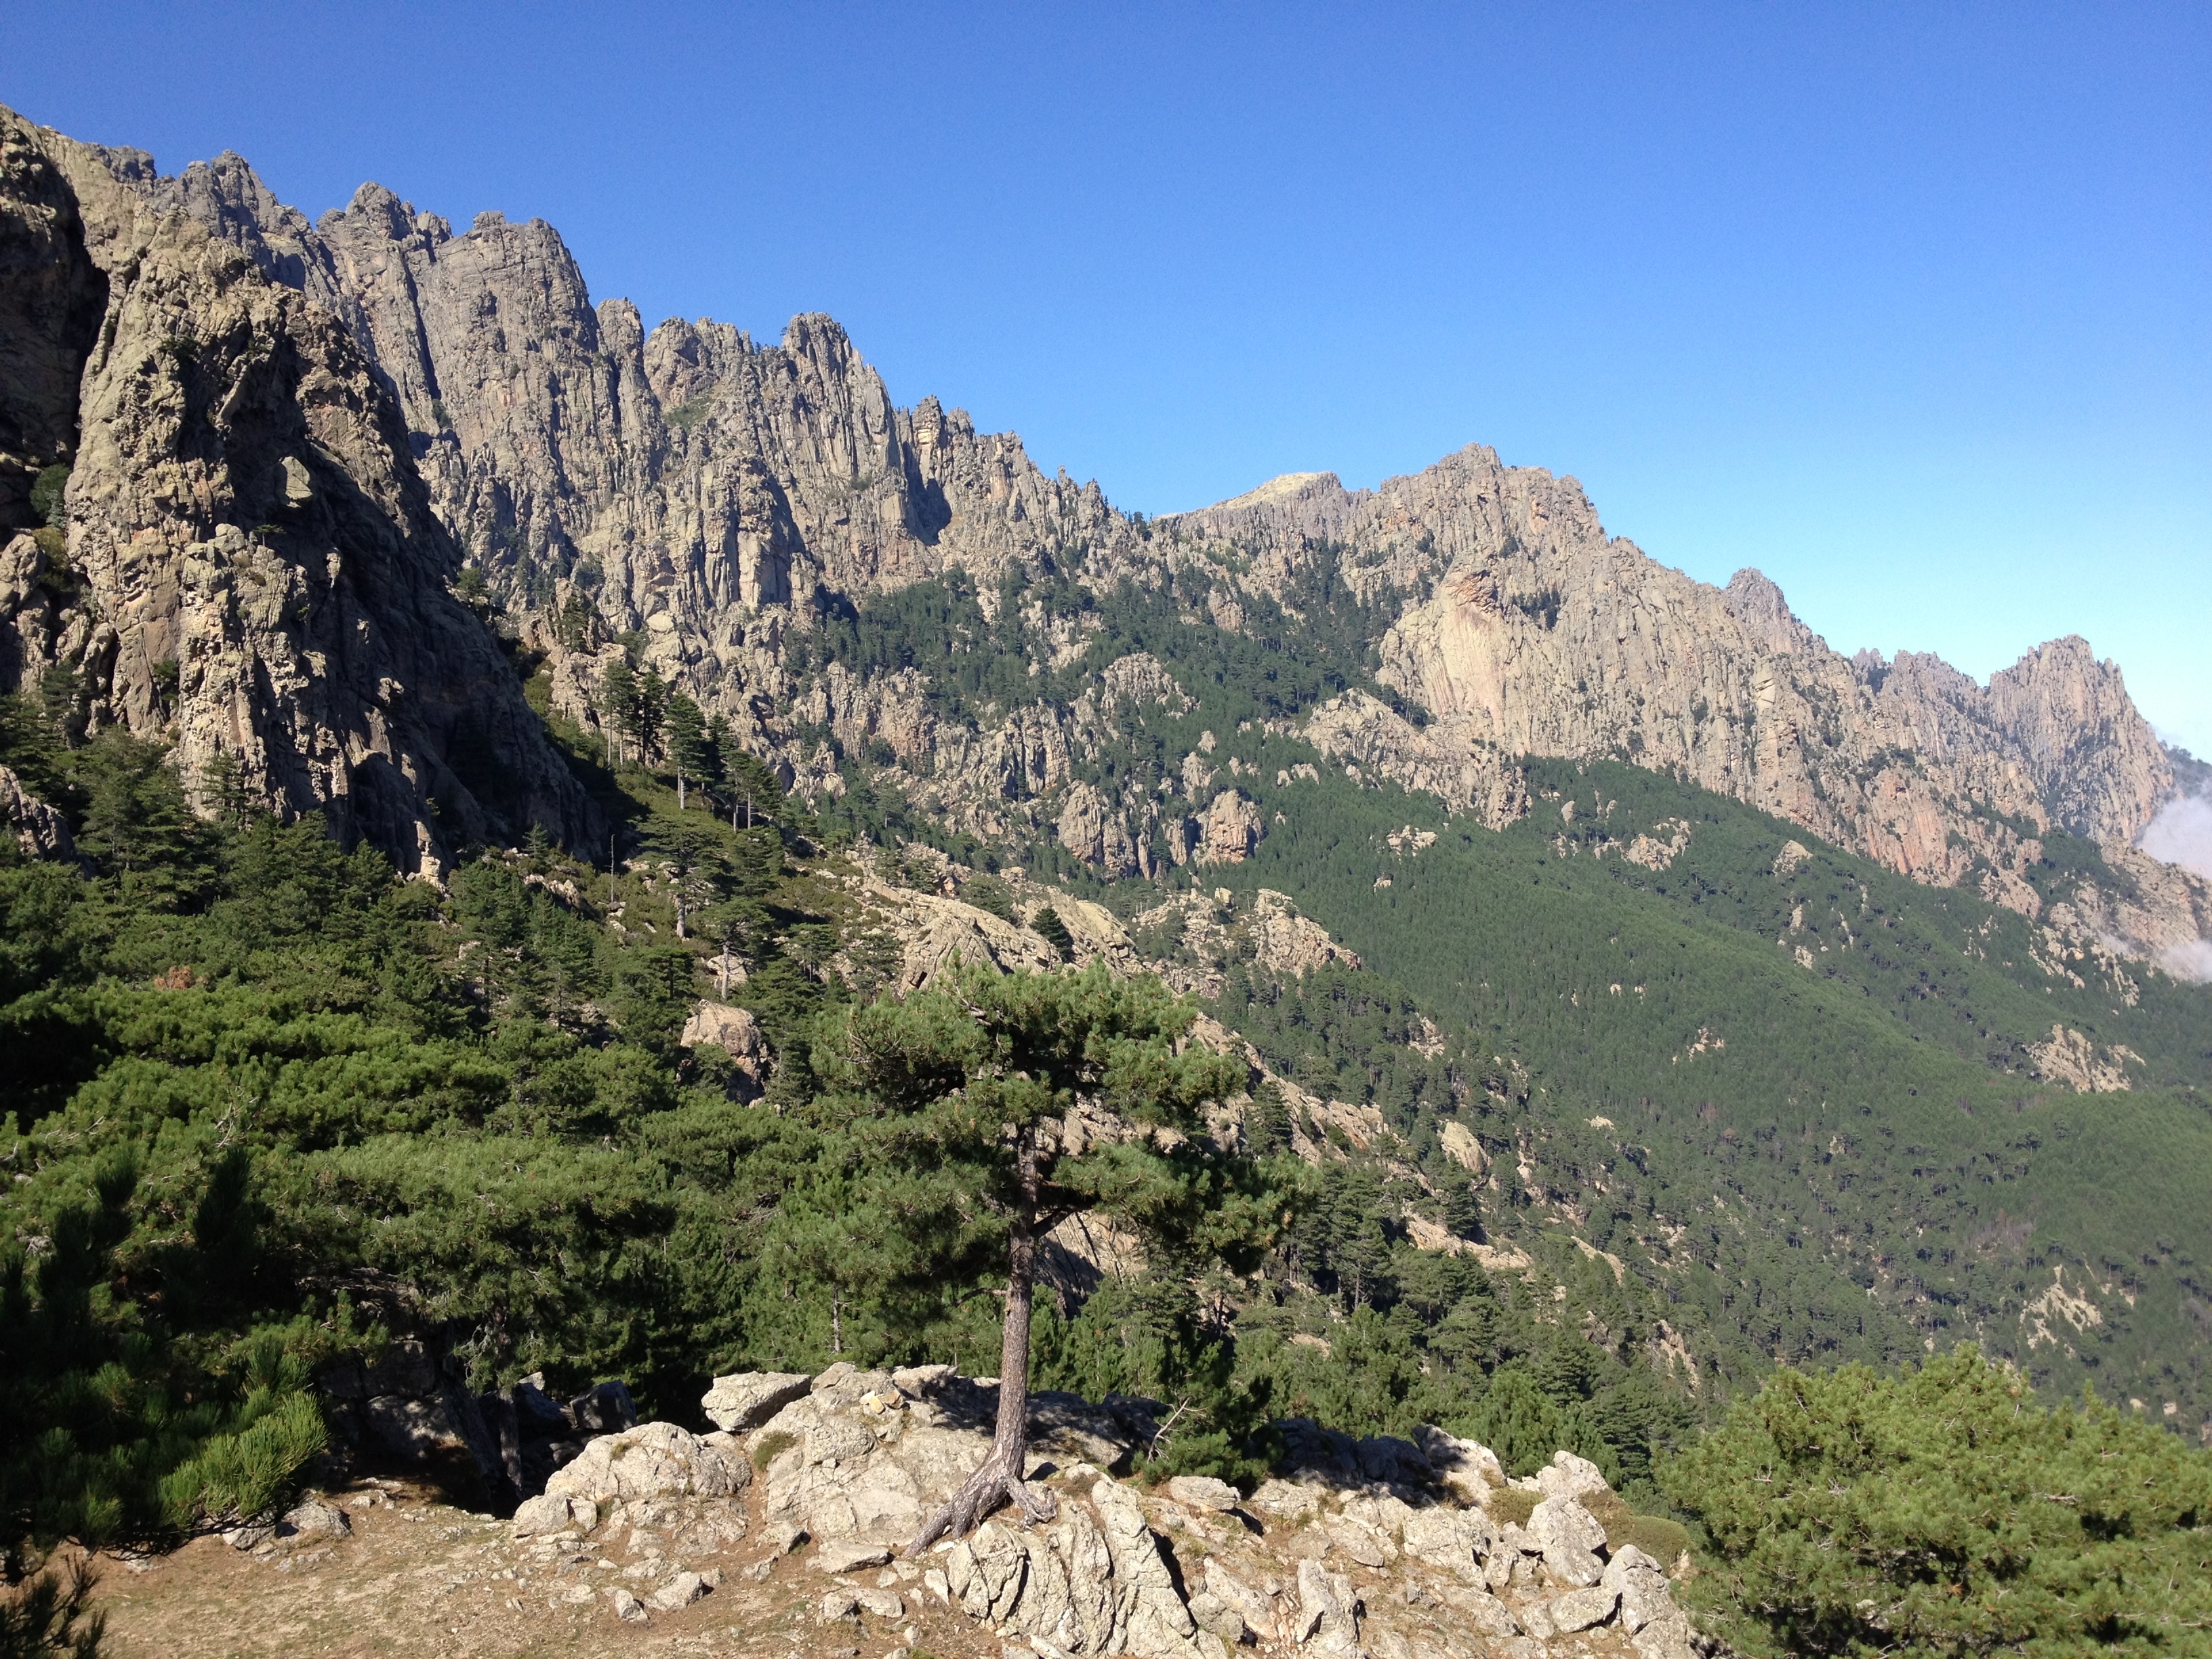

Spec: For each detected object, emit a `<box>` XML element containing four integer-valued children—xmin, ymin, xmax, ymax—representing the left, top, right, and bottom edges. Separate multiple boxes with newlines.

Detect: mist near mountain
<box><xmin>2142</xmin><ymin>792</ymin><xmax>2212</xmax><ymax>882</ymax></box>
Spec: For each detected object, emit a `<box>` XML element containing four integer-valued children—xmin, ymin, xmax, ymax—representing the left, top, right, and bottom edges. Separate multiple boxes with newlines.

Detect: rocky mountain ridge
<box><xmin>1</xmin><ymin>109</ymin><xmax>2204</xmax><ymax>970</ymax></box>
<box><xmin>0</xmin><ymin>108</ymin><xmax>595</xmax><ymax>871</ymax></box>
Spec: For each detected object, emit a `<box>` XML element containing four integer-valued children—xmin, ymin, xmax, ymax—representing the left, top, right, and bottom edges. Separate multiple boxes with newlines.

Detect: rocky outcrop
<box><xmin>0</xmin><ymin>107</ymin><xmax>597</xmax><ymax>873</ymax></box>
<box><xmin>1243</xmin><ymin>888</ymin><xmax>1361</xmax><ymax>977</ymax></box>
<box><xmin>1182</xmin><ymin>459</ymin><xmax>2178</xmax><ymax>896</ymax></box>
<box><xmin>1301</xmin><ymin>690</ymin><xmax>1526</xmax><ymax>830</ymax></box>
<box><xmin>1193</xmin><ymin>790</ymin><xmax>1265</xmax><ymax>866</ymax></box>
<box><xmin>316</xmin><ymin>1336</ymin><xmax>638</xmax><ymax>1511</ymax></box>
<box><xmin>1134</xmin><ymin>887</ymin><xmax>1366</xmax><ymax>1006</ymax></box>
<box><xmin>2025</xmin><ymin>1025</ymin><xmax>2143</xmax><ymax>1094</ymax></box>
<box><xmin>0</xmin><ymin>761</ymin><xmax>72</xmax><ymax>858</ymax></box>
<box><xmin>680</xmin><ymin>999</ymin><xmax>769</xmax><ymax>1097</ymax></box>
<box><xmin>569</xmin><ymin>1362</ymin><xmax>1704</xmax><ymax>1658</ymax></box>
<box><xmin>148</xmin><ymin>152</ymin><xmax>1176</xmax><ymax>638</ymax></box>
<box><xmin>0</xmin><ymin>116</ymin><xmax>104</xmax><ymax>535</ymax></box>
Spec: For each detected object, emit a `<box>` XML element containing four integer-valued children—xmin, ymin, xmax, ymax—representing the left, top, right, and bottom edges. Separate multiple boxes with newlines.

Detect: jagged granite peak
<box><xmin>12</xmin><ymin>115</ymin><xmax>2202</xmax><ymax>961</ymax></box>
<box><xmin>1181</xmin><ymin>443</ymin><xmax>2175</xmax><ymax>872</ymax></box>
<box><xmin>151</xmin><ymin>154</ymin><xmax>1158</xmax><ymax>629</ymax></box>
<box><xmin>0</xmin><ymin>106</ymin><xmax>596</xmax><ymax>871</ymax></box>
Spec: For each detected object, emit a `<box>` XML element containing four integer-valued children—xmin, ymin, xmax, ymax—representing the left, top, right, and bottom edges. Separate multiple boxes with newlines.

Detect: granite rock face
<box><xmin>0</xmin><ymin>760</ymin><xmax>73</xmax><ymax>858</ymax></box>
<box><xmin>0</xmin><ymin>108</ymin><xmax>596</xmax><ymax>873</ymax></box>
<box><xmin>10</xmin><ymin>110</ymin><xmax>2203</xmax><ymax>967</ymax></box>
<box><xmin>1185</xmin><ymin>459</ymin><xmax>2173</xmax><ymax>870</ymax></box>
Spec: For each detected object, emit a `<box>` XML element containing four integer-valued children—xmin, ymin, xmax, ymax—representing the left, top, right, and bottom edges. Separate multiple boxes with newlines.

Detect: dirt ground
<box><xmin>87</xmin><ymin>1476</ymin><xmax>981</xmax><ymax>1659</ymax></box>
<box><xmin>85</xmin><ymin>1469</ymin><xmax>1656</xmax><ymax>1659</ymax></box>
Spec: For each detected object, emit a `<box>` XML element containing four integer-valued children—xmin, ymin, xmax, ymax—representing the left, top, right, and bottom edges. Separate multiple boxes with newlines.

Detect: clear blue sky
<box><xmin>12</xmin><ymin>2</ymin><xmax>2209</xmax><ymax>753</ymax></box>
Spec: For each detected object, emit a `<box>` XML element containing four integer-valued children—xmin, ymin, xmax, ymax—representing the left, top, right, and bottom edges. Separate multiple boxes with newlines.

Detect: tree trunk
<box><xmin>905</xmin><ymin>1130</ymin><xmax>1058</xmax><ymax>1555</ymax></box>
<box><xmin>678</xmin><ymin>768</ymin><xmax>687</xmax><ymax>811</ymax></box>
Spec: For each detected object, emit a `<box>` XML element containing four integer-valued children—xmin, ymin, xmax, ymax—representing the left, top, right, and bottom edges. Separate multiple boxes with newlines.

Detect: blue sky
<box><xmin>12</xmin><ymin>2</ymin><xmax>2209</xmax><ymax>752</ymax></box>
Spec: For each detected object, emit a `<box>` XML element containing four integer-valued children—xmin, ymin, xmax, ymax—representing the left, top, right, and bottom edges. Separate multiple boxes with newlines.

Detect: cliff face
<box><xmin>157</xmin><ymin>155</ymin><xmax>1162</xmax><ymax>626</ymax></box>
<box><xmin>7</xmin><ymin>115</ymin><xmax>2200</xmax><ymax>960</ymax></box>
<box><xmin>0</xmin><ymin>110</ymin><xmax>596</xmax><ymax>872</ymax></box>
<box><xmin>1180</xmin><ymin>454</ymin><xmax>2175</xmax><ymax>880</ymax></box>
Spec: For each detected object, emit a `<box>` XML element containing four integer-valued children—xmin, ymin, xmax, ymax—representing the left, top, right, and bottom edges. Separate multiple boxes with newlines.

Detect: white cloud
<box><xmin>2139</xmin><ymin>794</ymin><xmax>2212</xmax><ymax>882</ymax></box>
<box><xmin>2156</xmin><ymin>938</ymin><xmax>2212</xmax><ymax>985</ymax></box>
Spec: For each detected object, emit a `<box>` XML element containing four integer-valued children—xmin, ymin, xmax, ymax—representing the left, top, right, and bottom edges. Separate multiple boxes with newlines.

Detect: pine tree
<box><xmin>815</xmin><ymin>963</ymin><xmax>1286</xmax><ymax>1553</ymax></box>
<box><xmin>1443</xmin><ymin>1180</ymin><xmax>1484</xmax><ymax>1241</ymax></box>
<box><xmin>598</xmin><ymin>657</ymin><xmax>637</xmax><ymax>765</ymax></box>
<box><xmin>724</xmin><ymin>747</ymin><xmax>783</xmax><ymax>830</ymax></box>
<box><xmin>1246</xmin><ymin>1079</ymin><xmax>1292</xmax><ymax>1154</ymax></box>
<box><xmin>1662</xmin><ymin>1346</ymin><xmax>2212</xmax><ymax>1657</ymax></box>
<box><xmin>1031</xmin><ymin>905</ymin><xmax>1076</xmax><ymax>962</ymax></box>
<box><xmin>666</xmin><ymin>693</ymin><xmax>710</xmax><ymax>811</ymax></box>
<box><xmin>632</xmin><ymin>668</ymin><xmax>668</xmax><ymax>763</ymax></box>
<box><xmin>701</xmin><ymin>713</ymin><xmax>733</xmax><ymax>802</ymax></box>
<box><xmin>644</xmin><ymin>817</ymin><xmax>727</xmax><ymax>941</ymax></box>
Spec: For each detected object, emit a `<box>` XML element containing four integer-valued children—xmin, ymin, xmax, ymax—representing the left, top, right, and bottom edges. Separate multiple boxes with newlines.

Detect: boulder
<box><xmin>1551</xmin><ymin>1584</ymin><xmax>1621</xmax><ymax>1633</ymax></box>
<box><xmin>274</xmin><ymin>1496</ymin><xmax>350</xmax><ymax>1544</ymax></box>
<box><xmin>1412</xmin><ymin>1425</ymin><xmax>1504</xmax><ymax>1506</ymax></box>
<box><xmin>611</xmin><ymin>1586</ymin><xmax>647</xmax><ymax>1622</ymax></box>
<box><xmin>853</xmin><ymin>1586</ymin><xmax>905</xmax><ymax>1620</ymax></box>
<box><xmin>1436</xmin><ymin>1584</ymin><xmax>1519</xmax><ymax>1636</ymax></box>
<box><xmin>1203</xmin><ymin>1560</ymin><xmax>1280</xmax><ymax>1645</ymax></box>
<box><xmin>646</xmin><ymin>1570</ymin><xmax>713</xmax><ymax>1612</ymax></box>
<box><xmin>1534</xmin><ymin>1448</ymin><xmax>1610</xmax><ymax>1503</ymax></box>
<box><xmin>701</xmin><ymin>1370</ymin><xmax>813</xmax><ymax>1433</ymax></box>
<box><xmin>1187</xmin><ymin>1589</ymin><xmax>1246</xmax><ymax>1643</ymax></box>
<box><xmin>362</xmin><ymin>1393</ymin><xmax>479</xmax><ymax>1465</ymax></box>
<box><xmin>680</xmin><ymin>1002</ymin><xmax>768</xmax><ymax>1094</ymax></box>
<box><xmin>1355</xmin><ymin>1434</ymin><xmax>1435</xmax><ymax>1489</ymax></box>
<box><xmin>544</xmin><ymin>1421</ymin><xmax>747</xmax><ymax>1509</ymax></box>
<box><xmin>809</xmin><ymin>1540</ymin><xmax>893</xmax><ymax>1574</ymax></box>
<box><xmin>511</xmin><ymin>1492</ymin><xmax>597</xmax><ymax>1538</ymax></box>
<box><xmin>0</xmin><ymin>765</ymin><xmax>73</xmax><ymax>861</ymax></box>
<box><xmin>1322</xmin><ymin>1514</ymin><xmax>1393</xmax><ymax>1567</ymax></box>
<box><xmin>1399</xmin><ymin>1506</ymin><xmax>1495</xmax><ymax>1580</ymax></box>
<box><xmin>568</xmin><ymin>1380</ymin><xmax>638</xmax><ymax>1435</ymax></box>
<box><xmin>1166</xmin><ymin>1475</ymin><xmax>1242</xmax><ymax>1513</ymax></box>
<box><xmin>1294</xmin><ymin>1558</ymin><xmax>1361</xmax><ymax>1658</ymax></box>
<box><xmin>1602</xmin><ymin>1544</ymin><xmax>1675</xmax><ymax>1633</ymax></box>
<box><xmin>1527</xmin><ymin>1495</ymin><xmax>1607</xmax><ymax>1588</ymax></box>
<box><xmin>1276</xmin><ymin>1419</ymin><xmax>1364</xmax><ymax>1485</ymax></box>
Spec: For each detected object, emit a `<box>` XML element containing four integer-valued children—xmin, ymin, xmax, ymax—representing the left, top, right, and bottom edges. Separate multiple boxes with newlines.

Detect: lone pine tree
<box><xmin>813</xmin><ymin>962</ymin><xmax>1288</xmax><ymax>1553</ymax></box>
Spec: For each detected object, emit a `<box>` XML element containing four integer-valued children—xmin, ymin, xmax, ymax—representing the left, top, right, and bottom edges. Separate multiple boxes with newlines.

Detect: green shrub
<box><xmin>28</xmin><ymin>464</ymin><xmax>69</xmax><ymax>528</ymax></box>
<box><xmin>1661</xmin><ymin>1346</ymin><xmax>2212</xmax><ymax>1658</ymax></box>
<box><xmin>1487</xmin><ymin>1486</ymin><xmax>1538</xmax><ymax>1528</ymax></box>
<box><xmin>156</xmin><ymin>1389</ymin><xmax>326</xmax><ymax>1529</ymax></box>
<box><xmin>750</xmin><ymin>1430</ymin><xmax>798</xmax><ymax>1471</ymax></box>
<box><xmin>1622</xmin><ymin>1514</ymin><xmax>1689</xmax><ymax>1569</ymax></box>
<box><xmin>1580</xmin><ymin>1486</ymin><xmax>1632</xmax><ymax>1540</ymax></box>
